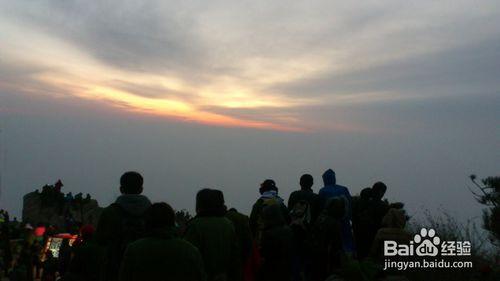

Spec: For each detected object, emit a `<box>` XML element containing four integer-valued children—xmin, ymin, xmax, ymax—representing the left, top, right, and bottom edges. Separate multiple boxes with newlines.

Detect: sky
<box><xmin>0</xmin><ymin>0</ymin><xmax>498</xmax><ymax>221</ymax></box>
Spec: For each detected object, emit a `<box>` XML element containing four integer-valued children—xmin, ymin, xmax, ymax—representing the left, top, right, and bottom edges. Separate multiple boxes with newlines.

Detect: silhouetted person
<box><xmin>371</xmin><ymin>182</ymin><xmax>386</xmax><ymax>200</ymax></box>
<box><xmin>54</xmin><ymin>180</ymin><xmax>63</xmax><ymax>193</ymax></box>
<box><xmin>184</xmin><ymin>189</ymin><xmax>239</xmax><ymax>281</ymax></box>
<box><xmin>14</xmin><ymin>242</ymin><xmax>33</xmax><ymax>281</ymax></box>
<box><xmin>42</xmin><ymin>251</ymin><xmax>58</xmax><ymax>281</ymax></box>
<box><xmin>310</xmin><ymin>198</ymin><xmax>346</xmax><ymax>281</ymax></box>
<box><xmin>65</xmin><ymin>225</ymin><xmax>104</xmax><ymax>281</ymax></box>
<box><xmin>370</xmin><ymin>208</ymin><xmax>411</xmax><ymax>261</ymax></box>
<box><xmin>8</xmin><ymin>264</ymin><xmax>28</xmax><ymax>281</ymax></box>
<box><xmin>288</xmin><ymin>174</ymin><xmax>320</xmax><ymax>226</ymax></box>
<box><xmin>258</xmin><ymin>204</ymin><xmax>294</xmax><ymax>281</ymax></box>
<box><xmin>318</xmin><ymin>169</ymin><xmax>355</xmax><ymax>254</ymax></box>
<box><xmin>249</xmin><ymin>179</ymin><xmax>289</xmax><ymax>244</ymax></box>
<box><xmin>31</xmin><ymin>240</ymin><xmax>43</xmax><ymax>279</ymax></box>
<box><xmin>65</xmin><ymin>192</ymin><xmax>74</xmax><ymax>203</ymax></box>
<box><xmin>95</xmin><ymin>171</ymin><xmax>151</xmax><ymax>281</ymax></box>
<box><xmin>225</xmin><ymin>207</ymin><xmax>253</xmax><ymax>281</ymax></box>
<box><xmin>58</xmin><ymin>239</ymin><xmax>72</xmax><ymax>277</ymax></box>
<box><xmin>352</xmin><ymin>187</ymin><xmax>377</xmax><ymax>259</ymax></box>
<box><xmin>120</xmin><ymin>203</ymin><xmax>206</xmax><ymax>281</ymax></box>
<box><xmin>74</xmin><ymin>193</ymin><xmax>83</xmax><ymax>204</ymax></box>
<box><xmin>84</xmin><ymin>194</ymin><xmax>91</xmax><ymax>204</ymax></box>
<box><xmin>371</xmin><ymin>182</ymin><xmax>391</xmax><ymax>232</ymax></box>
<box><xmin>287</xmin><ymin>174</ymin><xmax>320</xmax><ymax>281</ymax></box>
<box><xmin>1</xmin><ymin>222</ymin><xmax>12</xmax><ymax>276</ymax></box>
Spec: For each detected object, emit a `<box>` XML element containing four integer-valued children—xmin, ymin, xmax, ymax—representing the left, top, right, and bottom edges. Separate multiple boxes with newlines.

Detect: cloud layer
<box><xmin>1</xmin><ymin>0</ymin><xmax>499</xmax><ymax>131</ymax></box>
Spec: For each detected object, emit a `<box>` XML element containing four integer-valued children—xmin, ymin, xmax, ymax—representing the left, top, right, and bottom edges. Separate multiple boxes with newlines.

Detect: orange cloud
<box><xmin>32</xmin><ymin>72</ymin><xmax>304</xmax><ymax>132</ymax></box>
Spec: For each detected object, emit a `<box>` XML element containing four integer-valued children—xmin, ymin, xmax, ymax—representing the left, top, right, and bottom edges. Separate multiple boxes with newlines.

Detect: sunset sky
<box><xmin>0</xmin><ymin>1</ymin><xmax>498</xmax><ymax>219</ymax></box>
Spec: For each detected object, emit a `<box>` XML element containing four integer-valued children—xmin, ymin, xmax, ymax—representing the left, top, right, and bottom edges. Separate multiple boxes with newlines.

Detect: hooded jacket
<box><xmin>370</xmin><ymin>208</ymin><xmax>412</xmax><ymax>260</ymax></box>
<box><xmin>119</xmin><ymin>227</ymin><xmax>206</xmax><ymax>281</ymax></box>
<box><xmin>184</xmin><ymin>216</ymin><xmax>239</xmax><ymax>281</ymax></box>
<box><xmin>95</xmin><ymin>194</ymin><xmax>152</xmax><ymax>281</ymax></box>
<box><xmin>318</xmin><ymin>169</ymin><xmax>355</xmax><ymax>254</ymax></box>
<box><xmin>96</xmin><ymin>194</ymin><xmax>152</xmax><ymax>243</ymax></box>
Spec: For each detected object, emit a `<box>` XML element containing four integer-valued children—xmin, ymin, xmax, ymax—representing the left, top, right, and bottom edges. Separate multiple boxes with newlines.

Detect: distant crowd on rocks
<box><xmin>37</xmin><ymin>180</ymin><xmax>94</xmax><ymax>211</ymax></box>
<box><xmin>1</xmin><ymin>170</ymin><xmax>412</xmax><ymax>281</ymax></box>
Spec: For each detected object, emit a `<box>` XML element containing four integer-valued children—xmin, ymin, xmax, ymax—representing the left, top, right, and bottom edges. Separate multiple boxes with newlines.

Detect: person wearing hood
<box><xmin>370</xmin><ymin>208</ymin><xmax>411</xmax><ymax>261</ymax></box>
<box><xmin>184</xmin><ymin>189</ymin><xmax>239</xmax><ymax>281</ymax></box>
<box><xmin>318</xmin><ymin>169</ymin><xmax>355</xmax><ymax>255</ymax></box>
<box><xmin>249</xmin><ymin>179</ymin><xmax>290</xmax><ymax>244</ymax></box>
<box><xmin>258</xmin><ymin>204</ymin><xmax>294</xmax><ymax>281</ymax></box>
<box><xmin>120</xmin><ymin>203</ymin><xmax>206</xmax><ymax>281</ymax></box>
<box><xmin>95</xmin><ymin>171</ymin><xmax>152</xmax><ymax>281</ymax></box>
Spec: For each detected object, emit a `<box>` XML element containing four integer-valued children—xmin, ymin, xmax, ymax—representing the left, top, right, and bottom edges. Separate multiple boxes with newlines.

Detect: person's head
<box><xmin>322</xmin><ymin>169</ymin><xmax>337</xmax><ymax>186</ymax></box>
<box><xmin>196</xmin><ymin>189</ymin><xmax>226</xmax><ymax>216</ymax></box>
<box><xmin>259</xmin><ymin>179</ymin><xmax>277</xmax><ymax>194</ymax></box>
<box><xmin>212</xmin><ymin>189</ymin><xmax>227</xmax><ymax>213</ymax></box>
<box><xmin>300</xmin><ymin>174</ymin><xmax>314</xmax><ymax>190</ymax></box>
<box><xmin>381</xmin><ymin>208</ymin><xmax>407</xmax><ymax>228</ymax></box>
<box><xmin>145</xmin><ymin>203</ymin><xmax>176</xmax><ymax>230</ymax></box>
<box><xmin>120</xmin><ymin>171</ymin><xmax>144</xmax><ymax>195</ymax></box>
<box><xmin>372</xmin><ymin>181</ymin><xmax>387</xmax><ymax>200</ymax></box>
<box><xmin>360</xmin><ymin>187</ymin><xmax>373</xmax><ymax>200</ymax></box>
<box><xmin>325</xmin><ymin>197</ymin><xmax>345</xmax><ymax>219</ymax></box>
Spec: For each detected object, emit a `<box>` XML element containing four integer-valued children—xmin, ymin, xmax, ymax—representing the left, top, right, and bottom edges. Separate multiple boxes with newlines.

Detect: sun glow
<box><xmin>0</xmin><ymin>19</ymin><xmax>314</xmax><ymax>132</ymax></box>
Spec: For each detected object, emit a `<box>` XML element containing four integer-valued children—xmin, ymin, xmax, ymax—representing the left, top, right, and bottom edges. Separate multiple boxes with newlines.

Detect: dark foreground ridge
<box><xmin>1</xmin><ymin>171</ymin><xmax>499</xmax><ymax>281</ymax></box>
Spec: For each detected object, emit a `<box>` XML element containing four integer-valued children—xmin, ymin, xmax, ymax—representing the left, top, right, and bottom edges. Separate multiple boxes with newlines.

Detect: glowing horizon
<box><xmin>1</xmin><ymin>1</ymin><xmax>498</xmax><ymax>132</ymax></box>
<box><xmin>0</xmin><ymin>18</ymin><xmax>318</xmax><ymax>131</ymax></box>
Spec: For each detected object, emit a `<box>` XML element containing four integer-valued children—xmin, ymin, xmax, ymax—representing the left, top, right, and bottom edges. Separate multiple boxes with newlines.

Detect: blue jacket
<box><xmin>318</xmin><ymin>169</ymin><xmax>355</xmax><ymax>254</ymax></box>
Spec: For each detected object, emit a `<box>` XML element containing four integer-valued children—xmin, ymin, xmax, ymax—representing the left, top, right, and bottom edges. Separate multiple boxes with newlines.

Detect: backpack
<box><xmin>289</xmin><ymin>199</ymin><xmax>312</xmax><ymax>229</ymax></box>
<box><xmin>309</xmin><ymin>212</ymin><xmax>344</xmax><ymax>276</ymax></box>
<box><xmin>309</xmin><ymin>197</ymin><xmax>345</xmax><ymax>254</ymax></box>
<box><xmin>255</xmin><ymin>197</ymin><xmax>280</xmax><ymax>244</ymax></box>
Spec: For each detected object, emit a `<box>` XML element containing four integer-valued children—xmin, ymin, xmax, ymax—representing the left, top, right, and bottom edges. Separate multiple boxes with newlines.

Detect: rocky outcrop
<box><xmin>23</xmin><ymin>190</ymin><xmax>103</xmax><ymax>230</ymax></box>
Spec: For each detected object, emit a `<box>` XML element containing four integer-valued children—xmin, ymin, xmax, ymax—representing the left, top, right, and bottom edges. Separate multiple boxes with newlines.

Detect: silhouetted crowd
<box><xmin>37</xmin><ymin>180</ymin><xmax>93</xmax><ymax>214</ymax></box>
<box><xmin>1</xmin><ymin>170</ymin><xmax>412</xmax><ymax>281</ymax></box>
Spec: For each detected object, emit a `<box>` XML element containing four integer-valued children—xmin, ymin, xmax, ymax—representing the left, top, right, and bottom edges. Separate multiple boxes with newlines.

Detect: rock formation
<box><xmin>22</xmin><ymin>181</ymin><xmax>103</xmax><ymax>230</ymax></box>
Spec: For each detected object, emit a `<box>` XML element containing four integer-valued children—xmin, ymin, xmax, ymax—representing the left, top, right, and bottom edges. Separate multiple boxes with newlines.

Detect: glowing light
<box><xmin>0</xmin><ymin>19</ymin><xmax>314</xmax><ymax>132</ymax></box>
